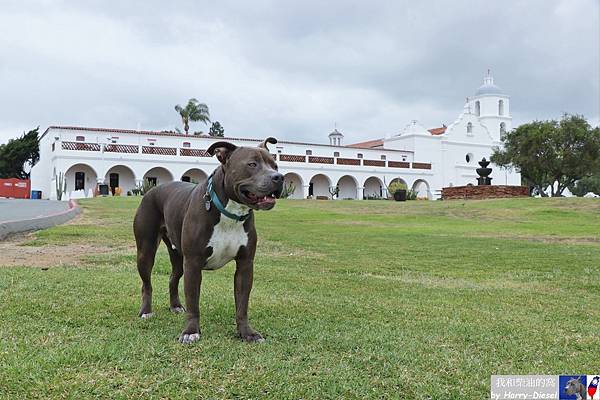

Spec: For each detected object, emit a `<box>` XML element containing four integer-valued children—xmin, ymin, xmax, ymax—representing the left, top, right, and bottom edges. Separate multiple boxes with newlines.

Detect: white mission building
<box><xmin>31</xmin><ymin>72</ymin><xmax>520</xmax><ymax>200</ymax></box>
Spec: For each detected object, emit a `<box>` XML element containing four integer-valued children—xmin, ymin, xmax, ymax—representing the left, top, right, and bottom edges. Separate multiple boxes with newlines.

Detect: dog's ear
<box><xmin>258</xmin><ymin>137</ymin><xmax>277</xmax><ymax>152</ymax></box>
<box><xmin>207</xmin><ymin>141</ymin><xmax>238</xmax><ymax>164</ymax></box>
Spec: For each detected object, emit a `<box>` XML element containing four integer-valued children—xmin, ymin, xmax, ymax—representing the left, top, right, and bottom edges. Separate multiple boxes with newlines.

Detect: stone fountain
<box><xmin>476</xmin><ymin>158</ymin><xmax>492</xmax><ymax>185</ymax></box>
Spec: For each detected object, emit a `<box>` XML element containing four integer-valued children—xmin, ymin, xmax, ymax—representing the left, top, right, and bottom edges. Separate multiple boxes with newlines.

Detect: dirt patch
<box><xmin>0</xmin><ymin>232</ymin><xmax>119</xmax><ymax>268</ymax></box>
<box><xmin>468</xmin><ymin>232</ymin><xmax>600</xmax><ymax>245</ymax></box>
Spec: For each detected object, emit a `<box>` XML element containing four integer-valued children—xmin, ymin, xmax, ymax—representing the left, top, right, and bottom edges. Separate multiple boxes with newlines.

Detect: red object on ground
<box><xmin>0</xmin><ymin>178</ymin><xmax>31</xmax><ymax>199</ymax></box>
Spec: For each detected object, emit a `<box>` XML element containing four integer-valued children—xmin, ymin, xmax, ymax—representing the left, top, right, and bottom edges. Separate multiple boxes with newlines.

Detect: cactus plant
<box><xmin>280</xmin><ymin>181</ymin><xmax>296</xmax><ymax>199</ymax></box>
<box><xmin>328</xmin><ymin>185</ymin><xmax>339</xmax><ymax>199</ymax></box>
<box><xmin>55</xmin><ymin>172</ymin><xmax>66</xmax><ymax>201</ymax></box>
<box><xmin>140</xmin><ymin>178</ymin><xmax>156</xmax><ymax>195</ymax></box>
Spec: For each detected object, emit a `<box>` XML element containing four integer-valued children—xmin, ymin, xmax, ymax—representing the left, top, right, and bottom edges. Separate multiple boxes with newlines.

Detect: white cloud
<box><xmin>0</xmin><ymin>0</ymin><xmax>597</xmax><ymax>146</ymax></box>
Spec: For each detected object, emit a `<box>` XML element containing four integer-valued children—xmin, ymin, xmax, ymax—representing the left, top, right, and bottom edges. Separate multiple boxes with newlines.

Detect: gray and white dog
<box><xmin>133</xmin><ymin>137</ymin><xmax>283</xmax><ymax>344</ymax></box>
<box><xmin>564</xmin><ymin>376</ymin><xmax>586</xmax><ymax>400</ymax></box>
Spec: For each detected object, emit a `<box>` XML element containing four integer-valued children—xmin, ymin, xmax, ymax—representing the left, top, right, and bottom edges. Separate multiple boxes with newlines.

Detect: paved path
<box><xmin>0</xmin><ymin>199</ymin><xmax>69</xmax><ymax>223</ymax></box>
<box><xmin>0</xmin><ymin>199</ymin><xmax>79</xmax><ymax>240</ymax></box>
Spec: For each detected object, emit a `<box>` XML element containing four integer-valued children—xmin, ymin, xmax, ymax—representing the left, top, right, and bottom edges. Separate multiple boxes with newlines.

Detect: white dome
<box><xmin>474</xmin><ymin>71</ymin><xmax>505</xmax><ymax>96</ymax></box>
<box><xmin>475</xmin><ymin>83</ymin><xmax>504</xmax><ymax>96</ymax></box>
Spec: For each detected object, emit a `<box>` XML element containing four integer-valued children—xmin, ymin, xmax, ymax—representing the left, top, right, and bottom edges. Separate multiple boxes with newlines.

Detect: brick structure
<box><xmin>442</xmin><ymin>185</ymin><xmax>528</xmax><ymax>200</ymax></box>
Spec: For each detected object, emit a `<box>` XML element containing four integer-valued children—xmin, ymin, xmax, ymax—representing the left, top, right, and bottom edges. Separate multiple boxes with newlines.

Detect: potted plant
<box><xmin>387</xmin><ymin>181</ymin><xmax>408</xmax><ymax>201</ymax></box>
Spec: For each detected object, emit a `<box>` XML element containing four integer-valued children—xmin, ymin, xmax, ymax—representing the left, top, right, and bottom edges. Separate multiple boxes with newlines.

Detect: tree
<box><xmin>174</xmin><ymin>98</ymin><xmax>210</xmax><ymax>135</ymax></box>
<box><xmin>0</xmin><ymin>127</ymin><xmax>40</xmax><ymax>179</ymax></box>
<box><xmin>491</xmin><ymin>114</ymin><xmax>600</xmax><ymax>197</ymax></box>
<box><xmin>208</xmin><ymin>121</ymin><xmax>224</xmax><ymax>137</ymax></box>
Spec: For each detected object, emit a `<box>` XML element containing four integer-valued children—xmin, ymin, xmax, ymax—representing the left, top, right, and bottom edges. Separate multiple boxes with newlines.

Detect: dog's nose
<box><xmin>271</xmin><ymin>173</ymin><xmax>284</xmax><ymax>184</ymax></box>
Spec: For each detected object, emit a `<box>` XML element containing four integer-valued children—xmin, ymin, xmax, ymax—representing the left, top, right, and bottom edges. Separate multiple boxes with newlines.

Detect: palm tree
<box><xmin>174</xmin><ymin>98</ymin><xmax>210</xmax><ymax>135</ymax></box>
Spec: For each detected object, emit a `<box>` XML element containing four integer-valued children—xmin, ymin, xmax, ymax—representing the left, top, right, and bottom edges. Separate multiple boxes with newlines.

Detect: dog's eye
<box><xmin>248</xmin><ymin>162</ymin><xmax>257</xmax><ymax>168</ymax></box>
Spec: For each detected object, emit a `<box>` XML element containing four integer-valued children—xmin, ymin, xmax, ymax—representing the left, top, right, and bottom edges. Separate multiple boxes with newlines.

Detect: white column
<box><xmin>357</xmin><ymin>186</ymin><xmax>365</xmax><ymax>200</ymax></box>
<box><xmin>303</xmin><ymin>185</ymin><xmax>310</xmax><ymax>199</ymax></box>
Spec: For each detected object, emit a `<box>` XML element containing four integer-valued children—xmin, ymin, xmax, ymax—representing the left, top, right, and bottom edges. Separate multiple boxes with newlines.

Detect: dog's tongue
<box><xmin>257</xmin><ymin>195</ymin><xmax>275</xmax><ymax>206</ymax></box>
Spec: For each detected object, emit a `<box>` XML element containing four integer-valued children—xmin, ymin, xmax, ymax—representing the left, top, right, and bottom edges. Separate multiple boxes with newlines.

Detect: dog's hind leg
<box><xmin>163</xmin><ymin>235</ymin><xmax>185</xmax><ymax>313</ymax></box>
<box><xmin>134</xmin><ymin>207</ymin><xmax>162</xmax><ymax>319</ymax></box>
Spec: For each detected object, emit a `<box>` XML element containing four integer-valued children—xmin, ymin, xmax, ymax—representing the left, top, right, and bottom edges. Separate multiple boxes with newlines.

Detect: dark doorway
<box><xmin>109</xmin><ymin>173</ymin><xmax>119</xmax><ymax>195</ymax></box>
<box><xmin>308</xmin><ymin>182</ymin><xmax>314</xmax><ymax>196</ymax></box>
<box><xmin>181</xmin><ymin>176</ymin><xmax>191</xmax><ymax>182</ymax></box>
<box><xmin>75</xmin><ymin>172</ymin><xmax>85</xmax><ymax>191</ymax></box>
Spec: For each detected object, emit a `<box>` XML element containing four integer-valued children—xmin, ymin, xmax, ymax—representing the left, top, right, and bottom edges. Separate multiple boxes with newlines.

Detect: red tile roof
<box><xmin>428</xmin><ymin>125</ymin><xmax>447</xmax><ymax>135</ymax></box>
<box><xmin>346</xmin><ymin>139</ymin><xmax>384</xmax><ymax>149</ymax></box>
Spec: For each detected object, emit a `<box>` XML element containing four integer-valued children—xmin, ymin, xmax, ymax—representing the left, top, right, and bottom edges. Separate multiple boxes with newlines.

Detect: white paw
<box><xmin>179</xmin><ymin>333</ymin><xmax>201</xmax><ymax>344</ymax></box>
<box><xmin>170</xmin><ymin>306</ymin><xmax>185</xmax><ymax>313</ymax></box>
<box><xmin>140</xmin><ymin>312</ymin><xmax>154</xmax><ymax>319</ymax></box>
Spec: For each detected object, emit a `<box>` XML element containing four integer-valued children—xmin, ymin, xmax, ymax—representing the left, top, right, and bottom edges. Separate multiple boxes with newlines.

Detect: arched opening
<box><xmin>412</xmin><ymin>179</ymin><xmax>431</xmax><ymax>200</ymax></box>
<box><xmin>500</xmin><ymin>122</ymin><xmax>506</xmax><ymax>135</ymax></box>
<box><xmin>309</xmin><ymin>174</ymin><xmax>331</xmax><ymax>198</ymax></box>
<box><xmin>386</xmin><ymin>177</ymin><xmax>407</xmax><ymax>198</ymax></box>
<box><xmin>181</xmin><ymin>168</ymin><xmax>208</xmax><ymax>184</ymax></box>
<box><xmin>475</xmin><ymin>101</ymin><xmax>480</xmax><ymax>116</ymax></box>
<box><xmin>64</xmin><ymin>163</ymin><xmax>98</xmax><ymax>195</ymax></box>
<box><xmin>143</xmin><ymin>167</ymin><xmax>174</xmax><ymax>187</ymax></box>
<box><xmin>105</xmin><ymin>165</ymin><xmax>136</xmax><ymax>195</ymax></box>
<box><xmin>337</xmin><ymin>175</ymin><xmax>358</xmax><ymax>200</ymax></box>
<box><xmin>467</xmin><ymin>122</ymin><xmax>473</xmax><ymax>134</ymax></box>
<box><xmin>465</xmin><ymin>153</ymin><xmax>474</xmax><ymax>164</ymax></box>
<box><xmin>498</xmin><ymin>100</ymin><xmax>504</xmax><ymax>116</ymax></box>
<box><xmin>363</xmin><ymin>176</ymin><xmax>383</xmax><ymax>199</ymax></box>
<box><xmin>283</xmin><ymin>173</ymin><xmax>303</xmax><ymax>199</ymax></box>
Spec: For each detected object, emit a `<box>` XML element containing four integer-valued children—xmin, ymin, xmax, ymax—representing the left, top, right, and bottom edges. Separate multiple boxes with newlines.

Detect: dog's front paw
<box><xmin>170</xmin><ymin>306</ymin><xmax>185</xmax><ymax>314</ymax></box>
<box><xmin>179</xmin><ymin>331</ymin><xmax>201</xmax><ymax>344</ymax></box>
<box><xmin>239</xmin><ymin>329</ymin><xmax>265</xmax><ymax>343</ymax></box>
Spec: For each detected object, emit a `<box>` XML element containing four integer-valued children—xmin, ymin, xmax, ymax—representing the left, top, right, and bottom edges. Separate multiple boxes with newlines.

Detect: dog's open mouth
<box><xmin>241</xmin><ymin>189</ymin><xmax>279</xmax><ymax>208</ymax></box>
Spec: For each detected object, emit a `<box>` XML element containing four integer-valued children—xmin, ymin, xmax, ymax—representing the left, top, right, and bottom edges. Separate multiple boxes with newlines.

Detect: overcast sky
<box><xmin>0</xmin><ymin>0</ymin><xmax>598</xmax><ymax>145</ymax></box>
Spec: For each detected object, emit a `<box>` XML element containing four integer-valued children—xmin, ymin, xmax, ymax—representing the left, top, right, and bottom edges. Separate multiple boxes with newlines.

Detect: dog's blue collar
<box><xmin>206</xmin><ymin>175</ymin><xmax>250</xmax><ymax>222</ymax></box>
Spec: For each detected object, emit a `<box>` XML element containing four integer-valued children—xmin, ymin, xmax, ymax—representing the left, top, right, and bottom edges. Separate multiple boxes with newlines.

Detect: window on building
<box><xmin>467</xmin><ymin>122</ymin><xmax>473</xmax><ymax>134</ymax></box>
<box><xmin>357</xmin><ymin>153</ymin><xmax>363</xmax><ymax>159</ymax></box>
<box><xmin>500</xmin><ymin>122</ymin><xmax>506</xmax><ymax>135</ymax></box>
<box><xmin>306</xmin><ymin>150</ymin><xmax>312</xmax><ymax>155</ymax></box>
<box><xmin>75</xmin><ymin>136</ymin><xmax>85</xmax><ymax>142</ymax></box>
<box><xmin>380</xmin><ymin>155</ymin><xmax>386</xmax><ymax>160</ymax></box>
<box><xmin>334</xmin><ymin>151</ymin><xmax>340</xmax><ymax>157</ymax></box>
<box><xmin>475</xmin><ymin>101</ymin><xmax>480</xmax><ymax>116</ymax></box>
<box><xmin>183</xmin><ymin>142</ymin><xmax>191</xmax><ymax>148</ymax></box>
<box><xmin>402</xmin><ymin>156</ymin><xmax>407</xmax><ymax>162</ymax></box>
<box><xmin>51</xmin><ymin>143</ymin><xmax>55</xmax><ymax>152</ymax></box>
<box><xmin>466</xmin><ymin>153</ymin><xmax>473</xmax><ymax>163</ymax></box>
<box><xmin>498</xmin><ymin>100</ymin><xmax>504</xmax><ymax>116</ymax></box>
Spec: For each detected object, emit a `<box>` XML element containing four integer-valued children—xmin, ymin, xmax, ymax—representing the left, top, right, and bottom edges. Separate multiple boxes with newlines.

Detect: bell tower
<box><xmin>328</xmin><ymin>126</ymin><xmax>344</xmax><ymax>146</ymax></box>
<box><xmin>470</xmin><ymin>70</ymin><xmax>512</xmax><ymax>142</ymax></box>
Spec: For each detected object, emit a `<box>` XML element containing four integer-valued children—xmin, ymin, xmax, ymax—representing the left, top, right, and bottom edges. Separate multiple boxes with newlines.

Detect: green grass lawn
<box><xmin>1</xmin><ymin>197</ymin><xmax>599</xmax><ymax>399</ymax></box>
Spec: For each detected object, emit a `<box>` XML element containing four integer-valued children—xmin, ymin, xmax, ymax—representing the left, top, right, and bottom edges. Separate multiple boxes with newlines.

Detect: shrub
<box><xmin>387</xmin><ymin>181</ymin><xmax>407</xmax><ymax>195</ymax></box>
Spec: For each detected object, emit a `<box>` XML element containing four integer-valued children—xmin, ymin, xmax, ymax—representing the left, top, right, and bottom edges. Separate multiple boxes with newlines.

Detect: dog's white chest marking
<box><xmin>205</xmin><ymin>201</ymin><xmax>249</xmax><ymax>270</ymax></box>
